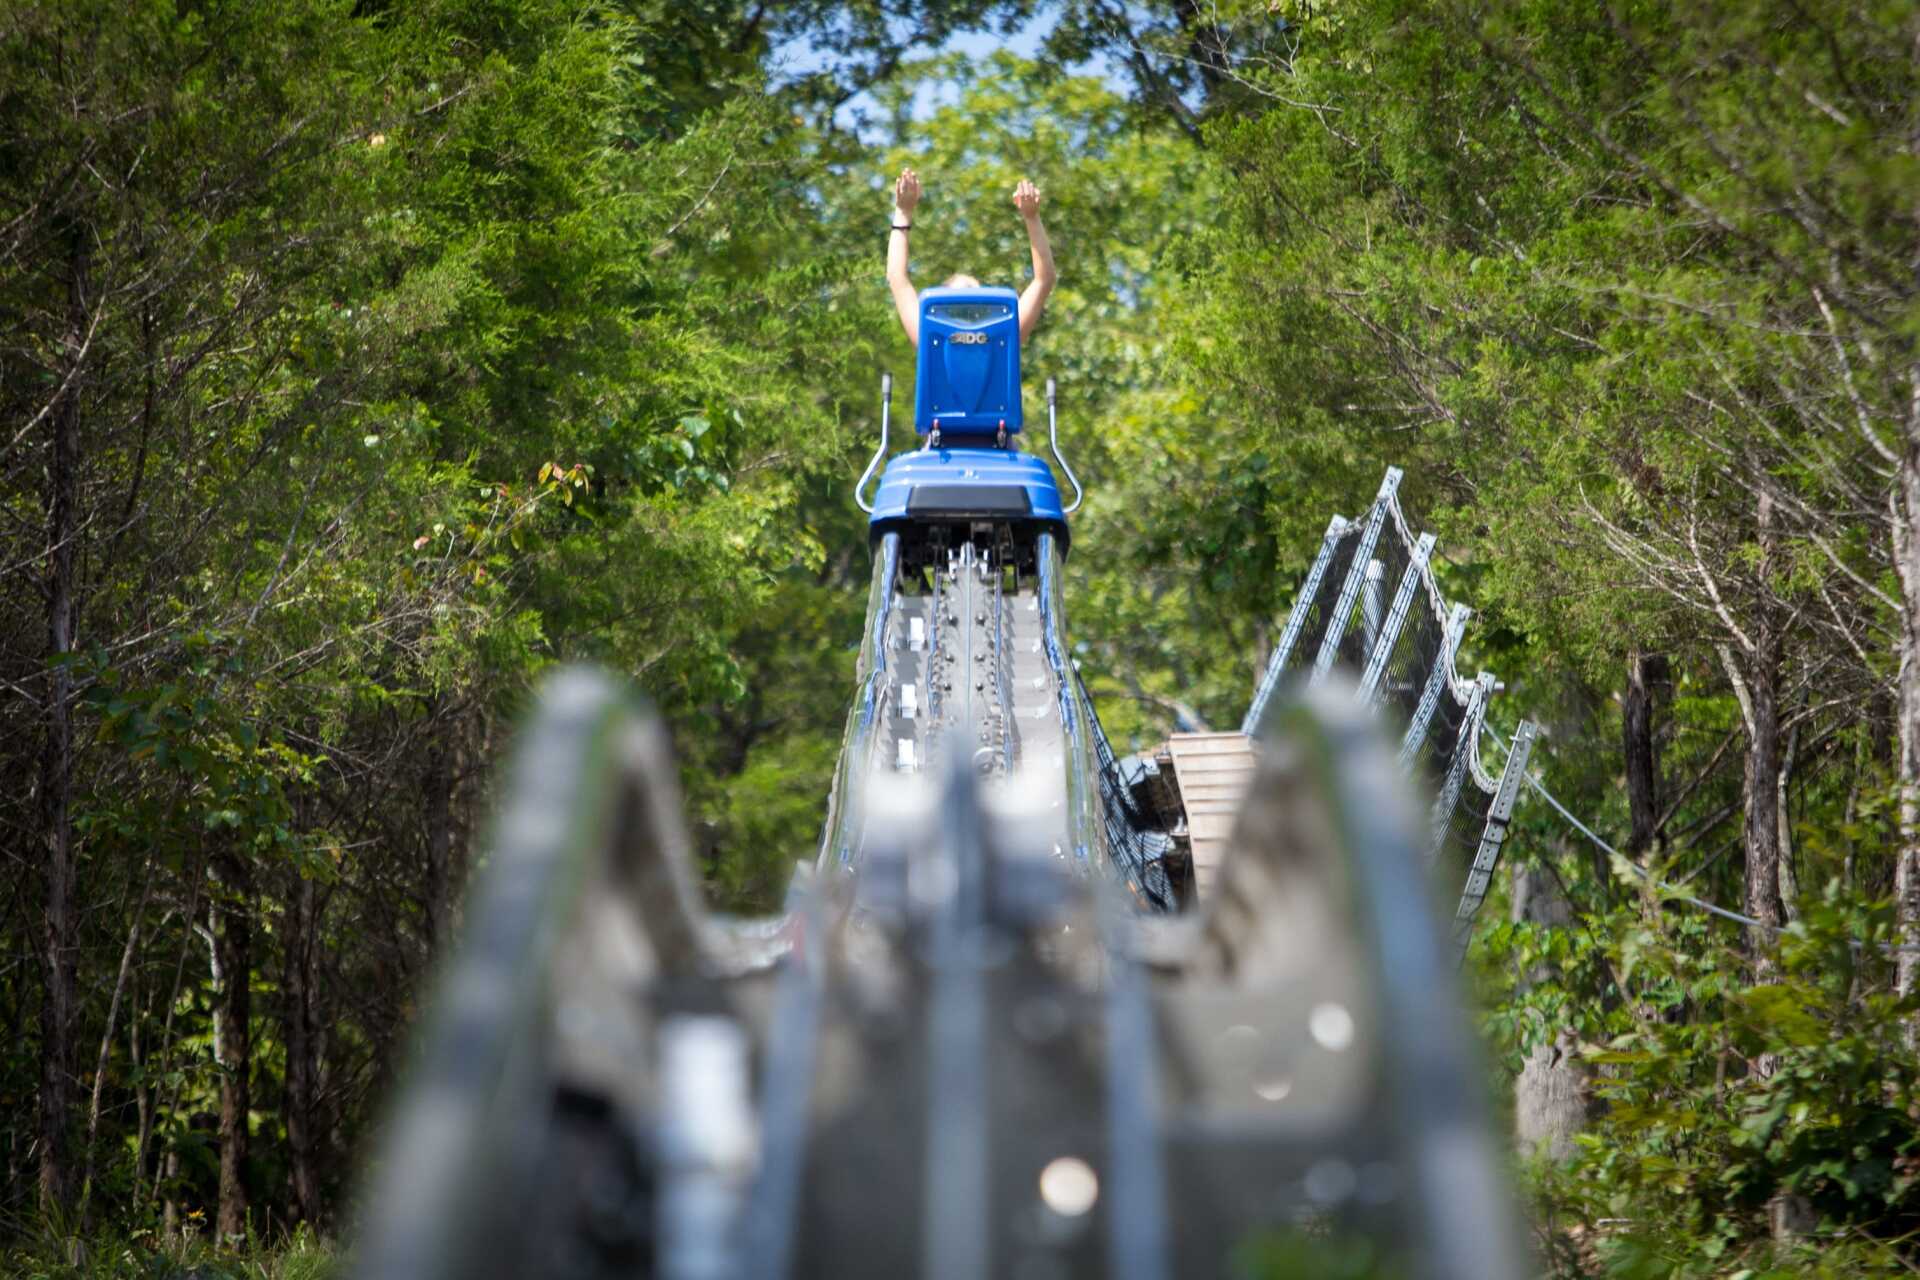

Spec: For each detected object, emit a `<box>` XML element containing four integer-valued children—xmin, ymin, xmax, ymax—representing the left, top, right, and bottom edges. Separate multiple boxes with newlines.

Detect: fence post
<box><xmin>1359</xmin><ymin>532</ymin><xmax>1436</xmax><ymax>704</ymax></box>
<box><xmin>1309</xmin><ymin>468</ymin><xmax>1402</xmax><ymax>685</ymax></box>
<box><xmin>1396</xmin><ymin>602</ymin><xmax>1472</xmax><ymax>769</ymax></box>
<box><xmin>1451</xmin><ymin>720</ymin><xmax>1538</xmax><ymax>961</ymax></box>
<box><xmin>1427</xmin><ymin>673</ymin><xmax>1495</xmax><ymax>858</ymax></box>
<box><xmin>1242</xmin><ymin>514</ymin><xmax>1349</xmax><ymax>736</ymax></box>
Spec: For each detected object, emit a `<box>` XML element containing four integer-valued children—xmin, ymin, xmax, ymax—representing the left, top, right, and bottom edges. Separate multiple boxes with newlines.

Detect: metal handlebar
<box><xmin>1045</xmin><ymin>378</ymin><xmax>1083</xmax><ymax>516</ymax></box>
<box><xmin>853</xmin><ymin>372</ymin><xmax>891</xmax><ymax>514</ymax></box>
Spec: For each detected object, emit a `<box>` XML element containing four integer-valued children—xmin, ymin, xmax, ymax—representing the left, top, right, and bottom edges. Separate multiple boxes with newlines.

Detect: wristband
<box><xmin>890</xmin><ymin>222</ymin><xmax>911</xmax><ymax>231</ymax></box>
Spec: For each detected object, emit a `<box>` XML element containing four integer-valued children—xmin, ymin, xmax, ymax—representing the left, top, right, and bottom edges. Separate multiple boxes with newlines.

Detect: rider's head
<box><xmin>943</xmin><ymin>273</ymin><xmax>981</xmax><ymax>288</ymax></box>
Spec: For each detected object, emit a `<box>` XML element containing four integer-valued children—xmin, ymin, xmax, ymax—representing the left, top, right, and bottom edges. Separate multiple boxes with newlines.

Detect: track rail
<box><xmin>352</xmin><ymin>465</ymin><xmax>1535</xmax><ymax>1279</ymax></box>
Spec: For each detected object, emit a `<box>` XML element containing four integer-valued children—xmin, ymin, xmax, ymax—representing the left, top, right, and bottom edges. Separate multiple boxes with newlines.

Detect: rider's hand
<box><xmin>1012</xmin><ymin>178</ymin><xmax>1042</xmax><ymax>221</ymax></box>
<box><xmin>894</xmin><ymin>167</ymin><xmax>922</xmax><ymax>217</ymax></box>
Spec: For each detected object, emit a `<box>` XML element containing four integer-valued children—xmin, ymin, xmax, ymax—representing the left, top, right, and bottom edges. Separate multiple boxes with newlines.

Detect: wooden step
<box><xmin>1164</xmin><ymin>732</ymin><xmax>1259</xmax><ymax>902</ymax></box>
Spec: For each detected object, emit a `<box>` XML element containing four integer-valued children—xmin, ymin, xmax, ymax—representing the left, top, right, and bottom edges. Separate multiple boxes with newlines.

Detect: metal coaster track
<box><xmin>350</xmin><ymin>463</ymin><xmax>1536</xmax><ymax>1280</ymax></box>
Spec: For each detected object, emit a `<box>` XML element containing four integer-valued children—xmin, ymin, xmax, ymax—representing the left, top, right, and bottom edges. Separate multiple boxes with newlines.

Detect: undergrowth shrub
<box><xmin>0</xmin><ymin>1223</ymin><xmax>335</xmax><ymax>1280</ymax></box>
<box><xmin>1476</xmin><ymin>871</ymin><xmax>1920</xmax><ymax>1277</ymax></box>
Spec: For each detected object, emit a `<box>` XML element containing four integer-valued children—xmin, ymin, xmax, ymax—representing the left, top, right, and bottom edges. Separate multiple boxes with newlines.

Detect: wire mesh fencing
<box><xmin>1231</xmin><ymin>469</ymin><xmax>1536</xmax><ymax>942</ymax></box>
<box><xmin>1077</xmin><ymin>670</ymin><xmax>1176</xmax><ymax>910</ymax></box>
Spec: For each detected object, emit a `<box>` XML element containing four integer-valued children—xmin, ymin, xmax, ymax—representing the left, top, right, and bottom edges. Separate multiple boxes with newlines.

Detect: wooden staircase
<box><xmin>1151</xmin><ymin>732</ymin><xmax>1259</xmax><ymax>905</ymax></box>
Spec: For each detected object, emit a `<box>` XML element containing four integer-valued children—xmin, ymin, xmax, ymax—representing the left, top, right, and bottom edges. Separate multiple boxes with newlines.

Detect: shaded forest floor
<box><xmin>3</xmin><ymin>1215</ymin><xmax>1902</xmax><ymax>1279</ymax></box>
<box><xmin>1</xmin><ymin>1228</ymin><xmax>334</xmax><ymax>1280</ymax></box>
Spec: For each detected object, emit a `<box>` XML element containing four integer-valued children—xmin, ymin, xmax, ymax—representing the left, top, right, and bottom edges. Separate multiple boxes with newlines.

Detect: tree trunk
<box><xmin>161</xmin><ymin>1147</ymin><xmax>180</xmax><ymax>1236</ymax></box>
<box><xmin>1511</xmin><ymin>860</ymin><xmax>1588</xmax><ymax>1160</ymax></box>
<box><xmin>1896</xmin><ymin>21</ymin><xmax>1920</xmax><ymax>1048</ymax></box>
<box><xmin>1776</xmin><ymin>722</ymin><xmax>1800</xmax><ymax>924</ymax></box>
<box><xmin>37</xmin><ymin>230</ymin><xmax>89</xmax><ymax>1217</ymax></box>
<box><xmin>144</xmin><ymin>864</ymin><xmax>205</xmax><ymax>1213</ymax></box>
<box><xmin>82</xmin><ymin>872</ymin><xmax>152</xmax><ymax>1214</ymax></box>
<box><xmin>212</xmin><ymin>855</ymin><xmax>253</xmax><ymax>1242</ymax></box>
<box><xmin>1724</xmin><ymin>494</ymin><xmax>1788</xmax><ymax>972</ymax></box>
<box><xmin>1897</xmin><ymin>419</ymin><xmax>1920</xmax><ymax>1038</ymax></box>
<box><xmin>425</xmin><ymin>739</ymin><xmax>453</xmax><ymax>954</ymax></box>
<box><xmin>1622</xmin><ymin>649</ymin><xmax>1665</xmax><ymax>858</ymax></box>
<box><xmin>282</xmin><ymin>873</ymin><xmax>322</xmax><ymax>1226</ymax></box>
<box><xmin>131</xmin><ymin>985</ymin><xmax>151</xmax><ymax>1205</ymax></box>
<box><xmin>5</xmin><ymin>926</ymin><xmax>30</xmax><ymax>1216</ymax></box>
<box><xmin>1739</xmin><ymin>643</ymin><xmax>1786</xmax><ymax>954</ymax></box>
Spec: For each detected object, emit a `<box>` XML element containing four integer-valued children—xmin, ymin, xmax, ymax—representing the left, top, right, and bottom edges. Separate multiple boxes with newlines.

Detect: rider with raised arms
<box><xmin>886</xmin><ymin>167</ymin><xmax>1057</xmax><ymax>348</ymax></box>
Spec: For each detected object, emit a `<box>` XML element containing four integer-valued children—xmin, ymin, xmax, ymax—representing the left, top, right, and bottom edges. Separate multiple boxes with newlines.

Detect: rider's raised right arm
<box><xmin>888</xmin><ymin>168</ymin><xmax>921</xmax><ymax>347</ymax></box>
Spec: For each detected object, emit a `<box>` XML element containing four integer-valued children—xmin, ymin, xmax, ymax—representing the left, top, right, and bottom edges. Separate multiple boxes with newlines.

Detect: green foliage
<box><xmin>854</xmin><ymin>52</ymin><xmax>1247</xmax><ymax>738</ymax></box>
<box><xmin>0</xmin><ymin>0</ymin><xmax>884</xmax><ymax>1236</ymax></box>
<box><xmin>1</xmin><ymin>1224</ymin><xmax>335</xmax><ymax>1280</ymax></box>
<box><xmin>1165</xmin><ymin>2</ymin><xmax>1920</xmax><ymax>1270</ymax></box>
<box><xmin>1474</xmin><ymin>875</ymin><xmax>1920</xmax><ymax>1274</ymax></box>
<box><xmin>1236</xmin><ymin>1227</ymin><xmax>1409</xmax><ymax>1279</ymax></box>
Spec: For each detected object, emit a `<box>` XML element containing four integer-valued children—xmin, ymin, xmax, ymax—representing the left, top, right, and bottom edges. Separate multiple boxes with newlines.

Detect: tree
<box><xmin>1158</xmin><ymin>0</ymin><xmax>1920</xmax><ymax>1260</ymax></box>
<box><xmin>0</xmin><ymin>0</ymin><xmax>895</xmax><ymax>1231</ymax></box>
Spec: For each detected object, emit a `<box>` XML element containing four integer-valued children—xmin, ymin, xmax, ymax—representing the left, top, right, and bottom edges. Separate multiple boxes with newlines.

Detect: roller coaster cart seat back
<box><xmin>914</xmin><ymin>285</ymin><xmax>1022</xmax><ymax>438</ymax></box>
<box><xmin>855</xmin><ymin>284</ymin><xmax>1081</xmax><ymax>557</ymax></box>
